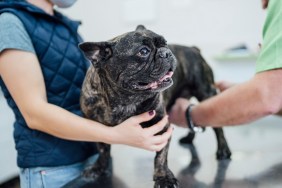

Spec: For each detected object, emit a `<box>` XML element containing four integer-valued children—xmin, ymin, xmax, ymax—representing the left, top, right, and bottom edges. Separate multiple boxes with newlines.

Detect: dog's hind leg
<box><xmin>195</xmin><ymin>85</ymin><xmax>232</xmax><ymax>160</ymax></box>
<box><xmin>179</xmin><ymin>132</ymin><xmax>195</xmax><ymax>144</ymax></box>
<box><xmin>213</xmin><ymin>128</ymin><xmax>231</xmax><ymax>160</ymax></box>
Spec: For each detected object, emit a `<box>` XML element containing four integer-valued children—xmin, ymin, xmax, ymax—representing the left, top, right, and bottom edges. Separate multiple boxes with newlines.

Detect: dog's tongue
<box><xmin>160</xmin><ymin>71</ymin><xmax>173</xmax><ymax>82</ymax></box>
<box><xmin>149</xmin><ymin>71</ymin><xmax>173</xmax><ymax>89</ymax></box>
<box><xmin>148</xmin><ymin>82</ymin><xmax>158</xmax><ymax>89</ymax></box>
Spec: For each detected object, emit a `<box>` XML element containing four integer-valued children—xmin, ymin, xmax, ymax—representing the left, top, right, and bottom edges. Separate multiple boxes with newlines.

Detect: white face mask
<box><xmin>50</xmin><ymin>0</ymin><xmax>77</xmax><ymax>8</ymax></box>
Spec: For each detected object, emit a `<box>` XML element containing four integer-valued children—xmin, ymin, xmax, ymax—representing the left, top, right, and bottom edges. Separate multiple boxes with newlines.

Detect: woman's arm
<box><xmin>0</xmin><ymin>49</ymin><xmax>172</xmax><ymax>151</ymax></box>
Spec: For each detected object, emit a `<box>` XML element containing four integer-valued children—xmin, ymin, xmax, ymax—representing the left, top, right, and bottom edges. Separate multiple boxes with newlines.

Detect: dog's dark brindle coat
<box><xmin>79</xmin><ymin>25</ymin><xmax>231</xmax><ymax>188</ymax></box>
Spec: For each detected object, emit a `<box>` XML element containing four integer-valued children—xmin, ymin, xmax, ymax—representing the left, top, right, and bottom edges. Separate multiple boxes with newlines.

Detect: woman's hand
<box><xmin>110</xmin><ymin>111</ymin><xmax>173</xmax><ymax>152</ymax></box>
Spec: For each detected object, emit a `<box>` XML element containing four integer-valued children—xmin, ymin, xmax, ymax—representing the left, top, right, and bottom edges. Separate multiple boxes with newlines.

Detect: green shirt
<box><xmin>256</xmin><ymin>0</ymin><xmax>282</xmax><ymax>73</ymax></box>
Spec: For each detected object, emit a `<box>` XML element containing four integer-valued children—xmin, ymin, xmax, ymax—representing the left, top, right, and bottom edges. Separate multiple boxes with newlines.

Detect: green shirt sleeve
<box><xmin>0</xmin><ymin>12</ymin><xmax>35</xmax><ymax>54</ymax></box>
<box><xmin>256</xmin><ymin>0</ymin><xmax>282</xmax><ymax>73</ymax></box>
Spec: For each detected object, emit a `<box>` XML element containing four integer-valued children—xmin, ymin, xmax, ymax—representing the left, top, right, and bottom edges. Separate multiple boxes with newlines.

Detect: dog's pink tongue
<box><xmin>160</xmin><ymin>71</ymin><xmax>173</xmax><ymax>82</ymax></box>
<box><xmin>149</xmin><ymin>81</ymin><xmax>158</xmax><ymax>89</ymax></box>
<box><xmin>149</xmin><ymin>71</ymin><xmax>174</xmax><ymax>89</ymax></box>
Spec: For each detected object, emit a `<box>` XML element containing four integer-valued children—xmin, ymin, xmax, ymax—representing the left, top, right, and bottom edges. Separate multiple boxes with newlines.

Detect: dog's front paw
<box><xmin>154</xmin><ymin>176</ymin><xmax>179</xmax><ymax>188</ymax></box>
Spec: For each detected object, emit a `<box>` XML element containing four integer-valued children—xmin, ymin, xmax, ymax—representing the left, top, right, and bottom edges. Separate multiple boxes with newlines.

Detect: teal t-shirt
<box><xmin>256</xmin><ymin>0</ymin><xmax>282</xmax><ymax>73</ymax></box>
<box><xmin>0</xmin><ymin>12</ymin><xmax>35</xmax><ymax>53</ymax></box>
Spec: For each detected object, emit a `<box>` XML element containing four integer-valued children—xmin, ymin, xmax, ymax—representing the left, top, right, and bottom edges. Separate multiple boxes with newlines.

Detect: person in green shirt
<box><xmin>169</xmin><ymin>0</ymin><xmax>282</xmax><ymax>129</ymax></box>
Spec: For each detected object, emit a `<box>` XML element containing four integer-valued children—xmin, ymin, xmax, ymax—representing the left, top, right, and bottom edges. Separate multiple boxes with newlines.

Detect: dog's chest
<box><xmin>108</xmin><ymin>104</ymin><xmax>137</xmax><ymax>124</ymax></box>
<box><xmin>112</xmin><ymin>104</ymin><xmax>136</xmax><ymax>115</ymax></box>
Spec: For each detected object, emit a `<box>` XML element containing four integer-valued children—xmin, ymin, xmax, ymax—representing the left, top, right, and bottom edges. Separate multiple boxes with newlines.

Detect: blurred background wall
<box><xmin>64</xmin><ymin>0</ymin><xmax>265</xmax><ymax>50</ymax></box>
<box><xmin>0</xmin><ymin>0</ymin><xmax>266</xmax><ymax>184</ymax></box>
<box><xmin>61</xmin><ymin>0</ymin><xmax>266</xmax><ymax>82</ymax></box>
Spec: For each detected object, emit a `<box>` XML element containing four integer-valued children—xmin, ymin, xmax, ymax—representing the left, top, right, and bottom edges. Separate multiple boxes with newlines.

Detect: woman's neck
<box><xmin>27</xmin><ymin>0</ymin><xmax>54</xmax><ymax>15</ymax></box>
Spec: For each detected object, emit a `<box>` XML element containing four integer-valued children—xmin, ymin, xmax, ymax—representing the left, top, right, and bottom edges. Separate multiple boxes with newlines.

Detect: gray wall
<box><xmin>62</xmin><ymin>0</ymin><xmax>266</xmax><ymax>82</ymax></box>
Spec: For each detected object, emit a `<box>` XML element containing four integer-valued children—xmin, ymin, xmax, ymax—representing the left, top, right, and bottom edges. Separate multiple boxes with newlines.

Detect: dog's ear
<box><xmin>79</xmin><ymin>42</ymin><xmax>114</xmax><ymax>67</ymax></box>
<box><xmin>136</xmin><ymin>25</ymin><xmax>146</xmax><ymax>31</ymax></box>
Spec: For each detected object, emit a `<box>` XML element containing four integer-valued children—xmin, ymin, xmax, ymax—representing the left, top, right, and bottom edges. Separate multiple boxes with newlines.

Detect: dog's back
<box><xmin>165</xmin><ymin>44</ymin><xmax>231</xmax><ymax>160</ymax></box>
<box><xmin>164</xmin><ymin>44</ymin><xmax>217</xmax><ymax>111</ymax></box>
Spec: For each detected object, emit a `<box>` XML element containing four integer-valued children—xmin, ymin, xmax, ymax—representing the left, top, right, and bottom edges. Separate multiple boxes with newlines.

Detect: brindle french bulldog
<box><xmin>78</xmin><ymin>25</ymin><xmax>231</xmax><ymax>188</ymax></box>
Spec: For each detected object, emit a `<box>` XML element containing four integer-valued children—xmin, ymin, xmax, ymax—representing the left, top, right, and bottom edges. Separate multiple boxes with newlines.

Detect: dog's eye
<box><xmin>137</xmin><ymin>47</ymin><xmax>150</xmax><ymax>57</ymax></box>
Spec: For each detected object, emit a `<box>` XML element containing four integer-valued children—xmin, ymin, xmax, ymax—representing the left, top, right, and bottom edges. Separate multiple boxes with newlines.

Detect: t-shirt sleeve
<box><xmin>256</xmin><ymin>0</ymin><xmax>282</xmax><ymax>73</ymax></box>
<box><xmin>0</xmin><ymin>12</ymin><xmax>35</xmax><ymax>54</ymax></box>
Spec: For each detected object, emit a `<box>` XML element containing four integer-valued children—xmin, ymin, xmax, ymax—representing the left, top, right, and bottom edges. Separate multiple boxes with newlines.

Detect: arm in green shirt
<box><xmin>256</xmin><ymin>0</ymin><xmax>282</xmax><ymax>72</ymax></box>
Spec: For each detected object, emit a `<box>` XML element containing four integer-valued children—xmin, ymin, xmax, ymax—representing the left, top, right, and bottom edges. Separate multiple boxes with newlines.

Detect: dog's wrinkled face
<box><xmin>79</xmin><ymin>25</ymin><xmax>177</xmax><ymax>93</ymax></box>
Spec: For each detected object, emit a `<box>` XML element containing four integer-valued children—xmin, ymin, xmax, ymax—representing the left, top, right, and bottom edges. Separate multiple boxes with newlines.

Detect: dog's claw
<box><xmin>216</xmin><ymin>147</ymin><xmax>232</xmax><ymax>160</ymax></box>
<box><xmin>154</xmin><ymin>176</ymin><xmax>179</xmax><ymax>188</ymax></box>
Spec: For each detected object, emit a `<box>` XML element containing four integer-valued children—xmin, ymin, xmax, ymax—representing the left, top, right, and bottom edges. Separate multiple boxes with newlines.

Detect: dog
<box><xmin>78</xmin><ymin>25</ymin><xmax>231</xmax><ymax>188</ymax></box>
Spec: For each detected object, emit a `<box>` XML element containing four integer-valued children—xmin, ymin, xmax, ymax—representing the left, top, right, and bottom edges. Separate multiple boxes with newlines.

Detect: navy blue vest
<box><xmin>0</xmin><ymin>2</ymin><xmax>97</xmax><ymax>168</ymax></box>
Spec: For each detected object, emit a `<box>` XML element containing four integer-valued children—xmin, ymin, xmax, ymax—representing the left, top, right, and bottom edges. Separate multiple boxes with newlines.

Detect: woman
<box><xmin>0</xmin><ymin>0</ymin><xmax>173</xmax><ymax>187</ymax></box>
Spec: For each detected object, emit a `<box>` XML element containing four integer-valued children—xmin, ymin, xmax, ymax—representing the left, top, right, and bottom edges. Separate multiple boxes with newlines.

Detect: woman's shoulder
<box><xmin>0</xmin><ymin>12</ymin><xmax>35</xmax><ymax>54</ymax></box>
<box><xmin>0</xmin><ymin>12</ymin><xmax>22</xmax><ymax>25</ymax></box>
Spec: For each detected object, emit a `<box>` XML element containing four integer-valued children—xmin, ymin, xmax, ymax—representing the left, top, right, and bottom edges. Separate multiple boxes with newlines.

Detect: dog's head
<box><xmin>79</xmin><ymin>25</ymin><xmax>177</xmax><ymax>93</ymax></box>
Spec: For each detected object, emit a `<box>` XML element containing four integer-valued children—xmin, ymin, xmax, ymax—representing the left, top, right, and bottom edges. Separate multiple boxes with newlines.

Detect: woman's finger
<box><xmin>151</xmin><ymin>141</ymin><xmax>168</xmax><ymax>152</ymax></box>
<box><xmin>145</xmin><ymin>115</ymin><xmax>168</xmax><ymax>135</ymax></box>
<box><xmin>150</xmin><ymin>124</ymin><xmax>173</xmax><ymax>144</ymax></box>
<box><xmin>130</xmin><ymin>110</ymin><xmax>155</xmax><ymax>124</ymax></box>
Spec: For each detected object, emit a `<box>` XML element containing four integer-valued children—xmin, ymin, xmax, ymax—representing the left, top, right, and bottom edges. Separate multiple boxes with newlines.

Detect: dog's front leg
<box><xmin>154</xmin><ymin>124</ymin><xmax>178</xmax><ymax>188</ymax></box>
<box><xmin>82</xmin><ymin>143</ymin><xmax>112</xmax><ymax>180</ymax></box>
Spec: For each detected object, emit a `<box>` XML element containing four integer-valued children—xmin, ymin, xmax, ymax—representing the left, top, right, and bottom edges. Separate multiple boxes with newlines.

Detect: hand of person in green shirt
<box><xmin>262</xmin><ymin>0</ymin><xmax>269</xmax><ymax>9</ymax></box>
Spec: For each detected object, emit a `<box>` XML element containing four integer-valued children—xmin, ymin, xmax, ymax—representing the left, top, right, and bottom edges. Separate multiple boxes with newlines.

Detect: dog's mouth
<box><xmin>132</xmin><ymin>71</ymin><xmax>174</xmax><ymax>91</ymax></box>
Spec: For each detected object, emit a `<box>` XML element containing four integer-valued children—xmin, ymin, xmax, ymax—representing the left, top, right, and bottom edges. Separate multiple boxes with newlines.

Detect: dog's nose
<box><xmin>158</xmin><ymin>48</ymin><xmax>172</xmax><ymax>58</ymax></box>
